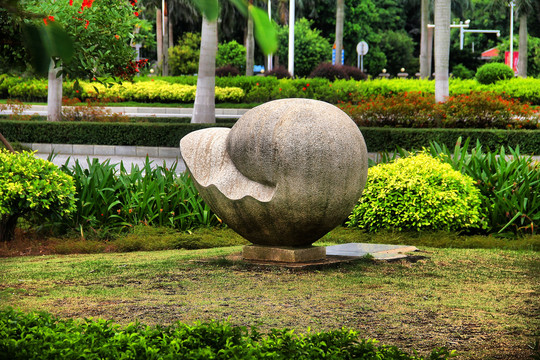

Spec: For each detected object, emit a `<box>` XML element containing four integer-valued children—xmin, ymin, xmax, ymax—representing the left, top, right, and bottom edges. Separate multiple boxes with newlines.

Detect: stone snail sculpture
<box><xmin>180</xmin><ymin>98</ymin><xmax>368</xmax><ymax>253</ymax></box>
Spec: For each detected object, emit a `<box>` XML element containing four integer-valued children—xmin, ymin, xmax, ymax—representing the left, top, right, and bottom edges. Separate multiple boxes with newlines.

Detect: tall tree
<box><xmin>334</xmin><ymin>0</ymin><xmax>344</xmax><ymax>66</ymax></box>
<box><xmin>487</xmin><ymin>0</ymin><xmax>533</xmax><ymax>78</ymax></box>
<box><xmin>192</xmin><ymin>15</ymin><xmax>218</xmax><ymax>123</ymax></box>
<box><xmin>246</xmin><ymin>0</ymin><xmax>254</xmax><ymax>76</ymax></box>
<box><xmin>434</xmin><ymin>0</ymin><xmax>451</xmax><ymax>103</ymax></box>
<box><xmin>23</xmin><ymin>0</ymin><xmax>139</xmax><ymax>121</ymax></box>
<box><xmin>419</xmin><ymin>0</ymin><xmax>430</xmax><ymax>78</ymax></box>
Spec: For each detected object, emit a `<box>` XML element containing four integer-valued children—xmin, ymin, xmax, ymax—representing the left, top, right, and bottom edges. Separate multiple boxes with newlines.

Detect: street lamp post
<box><xmin>288</xmin><ymin>0</ymin><xmax>295</xmax><ymax>77</ymax></box>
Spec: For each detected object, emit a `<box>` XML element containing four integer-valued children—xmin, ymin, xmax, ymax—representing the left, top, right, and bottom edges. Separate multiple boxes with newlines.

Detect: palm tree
<box><xmin>419</xmin><ymin>0</ymin><xmax>430</xmax><ymax>78</ymax></box>
<box><xmin>246</xmin><ymin>0</ymin><xmax>255</xmax><ymax>76</ymax></box>
<box><xmin>334</xmin><ymin>0</ymin><xmax>344</xmax><ymax>66</ymax></box>
<box><xmin>487</xmin><ymin>0</ymin><xmax>533</xmax><ymax>78</ymax></box>
<box><xmin>192</xmin><ymin>14</ymin><xmax>218</xmax><ymax>123</ymax></box>
<box><xmin>434</xmin><ymin>0</ymin><xmax>451</xmax><ymax>103</ymax></box>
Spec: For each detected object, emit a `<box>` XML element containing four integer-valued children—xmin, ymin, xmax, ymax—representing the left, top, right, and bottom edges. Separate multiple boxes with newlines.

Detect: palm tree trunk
<box><xmin>434</xmin><ymin>0</ymin><xmax>450</xmax><ymax>104</ymax></box>
<box><xmin>192</xmin><ymin>16</ymin><xmax>218</xmax><ymax>124</ymax></box>
<box><xmin>157</xmin><ymin>8</ymin><xmax>163</xmax><ymax>72</ymax></box>
<box><xmin>335</xmin><ymin>0</ymin><xmax>344</xmax><ymax>66</ymax></box>
<box><xmin>162</xmin><ymin>0</ymin><xmax>169</xmax><ymax>76</ymax></box>
<box><xmin>47</xmin><ymin>60</ymin><xmax>62</xmax><ymax>122</ymax></box>
<box><xmin>246</xmin><ymin>2</ymin><xmax>255</xmax><ymax>76</ymax></box>
<box><xmin>419</xmin><ymin>0</ymin><xmax>430</xmax><ymax>78</ymax></box>
<box><xmin>518</xmin><ymin>13</ymin><xmax>527</xmax><ymax>78</ymax></box>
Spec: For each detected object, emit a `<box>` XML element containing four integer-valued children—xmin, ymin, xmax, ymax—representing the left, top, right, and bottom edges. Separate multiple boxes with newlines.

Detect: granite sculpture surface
<box><xmin>180</xmin><ymin>99</ymin><xmax>368</xmax><ymax>260</ymax></box>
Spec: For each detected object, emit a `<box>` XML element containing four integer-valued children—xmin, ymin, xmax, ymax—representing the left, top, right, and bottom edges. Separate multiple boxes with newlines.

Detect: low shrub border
<box><xmin>1</xmin><ymin>119</ymin><xmax>539</xmax><ymax>153</ymax></box>
<box><xmin>0</xmin><ymin>308</ymin><xmax>455</xmax><ymax>359</ymax></box>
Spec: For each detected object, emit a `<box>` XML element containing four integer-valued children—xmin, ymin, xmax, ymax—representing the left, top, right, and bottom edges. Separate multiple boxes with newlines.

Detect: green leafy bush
<box><xmin>0</xmin><ymin>308</ymin><xmax>455</xmax><ymax>360</ymax></box>
<box><xmin>476</xmin><ymin>63</ymin><xmax>514</xmax><ymax>85</ymax></box>
<box><xmin>168</xmin><ymin>32</ymin><xmax>201</xmax><ymax>76</ymax></box>
<box><xmin>59</xmin><ymin>158</ymin><xmax>220</xmax><ymax>237</ymax></box>
<box><xmin>216</xmin><ymin>40</ymin><xmax>246</xmax><ymax>73</ymax></box>
<box><xmin>452</xmin><ymin>64</ymin><xmax>474</xmax><ymax>79</ymax></box>
<box><xmin>428</xmin><ymin>138</ymin><xmax>540</xmax><ymax>236</ymax></box>
<box><xmin>0</xmin><ymin>150</ymin><xmax>76</xmax><ymax>242</ymax></box>
<box><xmin>276</xmin><ymin>18</ymin><xmax>332</xmax><ymax>77</ymax></box>
<box><xmin>347</xmin><ymin>153</ymin><xmax>486</xmax><ymax>232</ymax></box>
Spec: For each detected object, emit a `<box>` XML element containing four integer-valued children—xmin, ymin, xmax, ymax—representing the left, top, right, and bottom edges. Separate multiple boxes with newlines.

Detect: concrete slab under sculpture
<box><xmin>180</xmin><ymin>99</ymin><xmax>368</xmax><ymax>262</ymax></box>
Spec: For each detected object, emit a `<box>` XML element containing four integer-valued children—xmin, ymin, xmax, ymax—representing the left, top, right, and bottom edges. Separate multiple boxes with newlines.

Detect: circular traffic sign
<box><xmin>356</xmin><ymin>41</ymin><xmax>369</xmax><ymax>56</ymax></box>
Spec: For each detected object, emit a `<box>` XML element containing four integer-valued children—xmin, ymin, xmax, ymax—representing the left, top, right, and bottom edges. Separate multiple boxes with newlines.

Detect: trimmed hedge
<box><xmin>3</xmin><ymin>75</ymin><xmax>540</xmax><ymax>104</ymax></box>
<box><xmin>1</xmin><ymin>119</ymin><xmax>539</xmax><ymax>153</ymax></box>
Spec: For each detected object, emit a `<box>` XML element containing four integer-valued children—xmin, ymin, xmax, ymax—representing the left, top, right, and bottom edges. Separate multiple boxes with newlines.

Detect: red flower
<box><xmin>115</xmin><ymin>35</ymin><xmax>120</xmax><ymax>39</ymax></box>
<box><xmin>302</xmin><ymin>87</ymin><xmax>306</xmax><ymax>91</ymax></box>
<box><xmin>306</xmin><ymin>83</ymin><xmax>310</xmax><ymax>87</ymax></box>
<box><xmin>69</xmin><ymin>0</ymin><xmax>73</xmax><ymax>5</ymax></box>
<box><xmin>48</xmin><ymin>16</ymin><xmax>55</xmax><ymax>22</ymax></box>
<box><xmin>134</xmin><ymin>11</ymin><xmax>139</xmax><ymax>16</ymax></box>
<box><xmin>256</xmin><ymin>82</ymin><xmax>259</xmax><ymax>86</ymax></box>
<box><xmin>75</xmin><ymin>90</ymin><xmax>79</xmax><ymax>93</ymax></box>
<box><xmin>279</xmin><ymin>88</ymin><xmax>282</xmax><ymax>91</ymax></box>
<box><xmin>84</xmin><ymin>19</ymin><xmax>89</xmax><ymax>29</ymax></box>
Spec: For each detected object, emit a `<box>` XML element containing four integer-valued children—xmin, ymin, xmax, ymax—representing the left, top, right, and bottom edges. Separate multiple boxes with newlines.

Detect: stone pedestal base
<box><xmin>242</xmin><ymin>245</ymin><xmax>326</xmax><ymax>263</ymax></box>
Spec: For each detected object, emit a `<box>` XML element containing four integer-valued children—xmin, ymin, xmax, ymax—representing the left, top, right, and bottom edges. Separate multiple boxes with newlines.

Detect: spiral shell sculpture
<box><xmin>180</xmin><ymin>99</ymin><xmax>368</xmax><ymax>250</ymax></box>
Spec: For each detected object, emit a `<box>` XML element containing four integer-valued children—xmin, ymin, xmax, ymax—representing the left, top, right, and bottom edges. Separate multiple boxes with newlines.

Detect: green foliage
<box><xmin>377</xmin><ymin>30</ymin><xmax>418</xmax><ymax>75</ymax></box>
<box><xmin>451</xmin><ymin>64</ymin><xmax>475</xmax><ymax>79</ymax></box>
<box><xmin>1</xmin><ymin>119</ymin><xmax>539</xmax><ymax>153</ymax></box>
<box><xmin>57</xmin><ymin>158</ymin><xmax>220</xmax><ymax>237</ymax></box>
<box><xmin>348</xmin><ymin>153</ymin><xmax>486</xmax><ymax>232</ymax></box>
<box><xmin>216</xmin><ymin>40</ymin><xmax>246</xmax><ymax>73</ymax></box>
<box><xmin>476</xmin><ymin>63</ymin><xmax>514</xmax><ymax>85</ymax></box>
<box><xmin>494</xmin><ymin>35</ymin><xmax>540</xmax><ymax>78</ymax></box>
<box><xmin>168</xmin><ymin>32</ymin><xmax>201</xmax><ymax>76</ymax></box>
<box><xmin>276</xmin><ymin>18</ymin><xmax>332</xmax><ymax>77</ymax></box>
<box><xmin>427</xmin><ymin>138</ymin><xmax>540</xmax><ymax>236</ymax></box>
<box><xmin>0</xmin><ymin>308</ymin><xmax>455</xmax><ymax>360</ymax></box>
<box><xmin>111</xmin><ymin>226</ymin><xmax>248</xmax><ymax>252</ymax></box>
<box><xmin>0</xmin><ymin>150</ymin><xmax>76</xmax><ymax>242</ymax></box>
<box><xmin>24</xmin><ymin>0</ymin><xmax>140</xmax><ymax>79</ymax></box>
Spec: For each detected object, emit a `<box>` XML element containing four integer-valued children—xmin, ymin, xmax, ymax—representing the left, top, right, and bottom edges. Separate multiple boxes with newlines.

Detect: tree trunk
<box><xmin>162</xmin><ymin>1</ymin><xmax>169</xmax><ymax>76</ymax></box>
<box><xmin>47</xmin><ymin>60</ymin><xmax>62</xmax><ymax>122</ymax></box>
<box><xmin>335</xmin><ymin>0</ymin><xmax>344</xmax><ymax>66</ymax></box>
<box><xmin>169</xmin><ymin>18</ymin><xmax>174</xmax><ymax>49</ymax></box>
<box><xmin>419</xmin><ymin>0</ymin><xmax>430</xmax><ymax>78</ymax></box>
<box><xmin>434</xmin><ymin>0</ymin><xmax>450</xmax><ymax>104</ymax></box>
<box><xmin>157</xmin><ymin>8</ymin><xmax>163</xmax><ymax>72</ymax></box>
<box><xmin>192</xmin><ymin>16</ymin><xmax>218</xmax><ymax>124</ymax></box>
<box><xmin>427</xmin><ymin>27</ymin><xmax>434</xmax><ymax>78</ymax></box>
<box><xmin>518</xmin><ymin>13</ymin><xmax>527</xmax><ymax>78</ymax></box>
<box><xmin>0</xmin><ymin>132</ymin><xmax>15</xmax><ymax>153</ymax></box>
<box><xmin>0</xmin><ymin>215</ymin><xmax>19</xmax><ymax>242</ymax></box>
<box><xmin>246</xmin><ymin>4</ymin><xmax>255</xmax><ymax>76</ymax></box>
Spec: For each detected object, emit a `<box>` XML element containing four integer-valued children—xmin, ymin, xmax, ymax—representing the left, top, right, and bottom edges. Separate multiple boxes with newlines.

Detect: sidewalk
<box><xmin>0</xmin><ymin>105</ymin><xmax>249</xmax><ymax>119</ymax></box>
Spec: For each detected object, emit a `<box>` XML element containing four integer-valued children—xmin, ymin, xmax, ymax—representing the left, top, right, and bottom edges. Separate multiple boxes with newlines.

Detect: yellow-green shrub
<box><xmin>0</xmin><ymin>150</ymin><xmax>76</xmax><ymax>242</ymax></box>
<box><xmin>79</xmin><ymin>80</ymin><xmax>242</xmax><ymax>103</ymax></box>
<box><xmin>347</xmin><ymin>153</ymin><xmax>486</xmax><ymax>232</ymax></box>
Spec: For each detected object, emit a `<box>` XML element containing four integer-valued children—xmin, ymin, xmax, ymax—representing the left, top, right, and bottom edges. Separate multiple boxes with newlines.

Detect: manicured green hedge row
<box><xmin>2</xmin><ymin>120</ymin><xmax>539</xmax><ymax>153</ymax></box>
<box><xmin>3</xmin><ymin>74</ymin><xmax>540</xmax><ymax>104</ymax></box>
<box><xmin>0</xmin><ymin>308</ymin><xmax>454</xmax><ymax>360</ymax></box>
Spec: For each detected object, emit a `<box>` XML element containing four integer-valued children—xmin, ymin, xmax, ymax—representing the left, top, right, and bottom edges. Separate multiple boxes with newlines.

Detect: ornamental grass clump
<box><xmin>0</xmin><ymin>150</ymin><xmax>76</xmax><ymax>242</ymax></box>
<box><xmin>347</xmin><ymin>153</ymin><xmax>486</xmax><ymax>232</ymax></box>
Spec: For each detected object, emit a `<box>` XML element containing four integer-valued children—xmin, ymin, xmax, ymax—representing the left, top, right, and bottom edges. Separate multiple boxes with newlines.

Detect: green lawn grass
<box><xmin>1</xmin><ymin>227</ymin><xmax>538</xmax><ymax>359</ymax></box>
